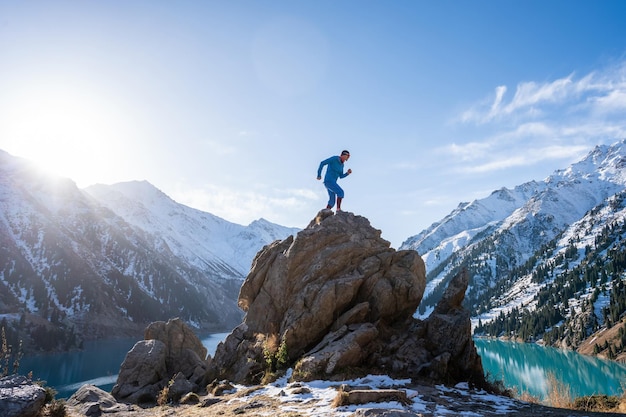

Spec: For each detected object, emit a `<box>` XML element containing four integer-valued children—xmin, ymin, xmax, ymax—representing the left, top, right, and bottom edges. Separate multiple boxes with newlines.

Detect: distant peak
<box><xmin>249</xmin><ymin>218</ymin><xmax>270</xmax><ymax>226</ymax></box>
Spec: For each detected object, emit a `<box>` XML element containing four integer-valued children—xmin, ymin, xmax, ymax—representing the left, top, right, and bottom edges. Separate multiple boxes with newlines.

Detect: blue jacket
<box><xmin>317</xmin><ymin>156</ymin><xmax>348</xmax><ymax>183</ymax></box>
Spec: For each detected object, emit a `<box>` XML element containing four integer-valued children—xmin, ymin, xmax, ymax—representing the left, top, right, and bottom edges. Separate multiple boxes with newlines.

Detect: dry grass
<box><xmin>156</xmin><ymin>385</ymin><xmax>169</xmax><ymax>406</ymax></box>
<box><xmin>511</xmin><ymin>373</ymin><xmax>626</xmax><ymax>413</ymax></box>
<box><xmin>38</xmin><ymin>400</ymin><xmax>67</xmax><ymax>417</ymax></box>
<box><xmin>516</xmin><ymin>391</ymin><xmax>540</xmax><ymax>404</ymax></box>
<box><xmin>263</xmin><ymin>333</ymin><xmax>280</xmax><ymax>357</ymax></box>
<box><xmin>545</xmin><ymin>372</ymin><xmax>573</xmax><ymax>409</ymax></box>
<box><xmin>331</xmin><ymin>390</ymin><xmax>350</xmax><ymax>408</ymax></box>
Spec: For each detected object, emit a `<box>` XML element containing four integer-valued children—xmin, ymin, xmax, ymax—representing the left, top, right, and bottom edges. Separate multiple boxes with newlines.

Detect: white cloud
<box><xmin>508</xmin><ymin>122</ymin><xmax>555</xmax><ymax>138</ymax></box>
<box><xmin>506</xmin><ymin>76</ymin><xmax>574</xmax><ymax>112</ymax></box>
<box><xmin>560</xmin><ymin>122</ymin><xmax>626</xmax><ymax>139</ymax></box>
<box><xmin>169</xmin><ymin>183</ymin><xmax>318</xmax><ymax>227</ymax></box>
<box><xmin>443</xmin><ymin>141</ymin><xmax>493</xmax><ymax>161</ymax></box>
<box><xmin>489</xmin><ymin>85</ymin><xmax>507</xmax><ymax>118</ymax></box>
<box><xmin>458</xmin><ymin>144</ymin><xmax>590</xmax><ymax>174</ymax></box>
<box><xmin>449</xmin><ymin>61</ymin><xmax>626</xmax><ymax>175</ymax></box>
<box><xmin>461</xmin><ymin>62</ymin><xmax>626</xmax><ymax>124</ymax></box>
<box><xmin>462</xmin><ymin>75</ymin><xmax>576</xmax><ymax>124</ymax></box>
<box><xmin>592</xmin><ymin>89</ymin><xmax>626</xmax><ymax>112</ymax></box>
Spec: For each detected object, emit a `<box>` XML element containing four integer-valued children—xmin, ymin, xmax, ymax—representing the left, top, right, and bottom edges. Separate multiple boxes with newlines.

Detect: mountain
<box><xmin>83</xmin><ymin>181</ymin><xmax>297</xmax><ymax>279</ymax></box>
<box><xmin>401</xmin><ymin>139</ymin><xmax>626</xmax><ymax>359</ymax></box>
<box><xmin>0</xmin><ymin>150</ymin><xmax>299</xmax><ymax>352</ymax></box>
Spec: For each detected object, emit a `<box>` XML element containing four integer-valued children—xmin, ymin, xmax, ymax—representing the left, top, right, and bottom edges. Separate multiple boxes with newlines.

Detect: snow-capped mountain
<box><xmin>401</xmin><ymin>139</ymin><xmax>626</xmax><ymax>357</ymax></box>
<box><xmin>83</xmin><ymin>181</ymin><xmax>298</xmax><ymax>278</ymax></box>
<box><xmin>0</xmin><ymin>150</ymin><xmax>298</xmax><ymax>351</ymax></box>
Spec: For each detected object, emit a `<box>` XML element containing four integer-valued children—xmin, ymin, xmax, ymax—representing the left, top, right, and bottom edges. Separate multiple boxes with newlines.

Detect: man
<box><xmin>316</xmin><ymin>150</ymin><xmax>352</xmax><ymax>211</ymax></box>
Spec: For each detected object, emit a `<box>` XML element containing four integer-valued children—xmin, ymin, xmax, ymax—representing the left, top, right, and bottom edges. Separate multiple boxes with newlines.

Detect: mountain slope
<box><xmin>83</xmin><ymin>181</ymin><xmax>298</xmax><ymax>278</ymax></box>
<box><xmin>0</xmin><ymin>150</ymin><xmax>298</xmax><ymax>352</ymax></box>
<box><xmin>401</xmin><ymin>139</ymin><xmax>626</xmax><ymax>357</ymax></box>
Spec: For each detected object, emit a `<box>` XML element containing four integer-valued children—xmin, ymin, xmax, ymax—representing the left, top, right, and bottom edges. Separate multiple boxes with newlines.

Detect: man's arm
<box><xmin>317</xmin><ymin>157</ymin><xmax>332</xmax><ymax>179</ymax></box>
<box><xmin>339</xmin><ymin>168</ymin><xmax>352</xmax><ymax>179</ymax></box>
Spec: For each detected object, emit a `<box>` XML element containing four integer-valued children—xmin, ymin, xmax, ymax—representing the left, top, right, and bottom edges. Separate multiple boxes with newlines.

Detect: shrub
<box><xmin>157</xmin><ymin>383</ymin><xmax>171</xmax><ymax>406</ymax></box>
<box><xmin>574</xmin><ymin>394</ymin><xmax>619</xmax><ymax>412</ymax></box>
<box><xmin>39</xmin><ymin>400</ymin><xmax>67</xmax><ymax>417</ymax></box>
<box><xmin>1</xmin><ymin>326</ymin><xmax>22</xmax><ymax>377</ymax></box>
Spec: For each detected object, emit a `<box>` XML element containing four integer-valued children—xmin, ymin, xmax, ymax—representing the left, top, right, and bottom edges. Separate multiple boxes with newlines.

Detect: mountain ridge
<box><xmin>403</xmin><ymin>140</ymin><xmax>626</xmax><ymax>288</ymax></box>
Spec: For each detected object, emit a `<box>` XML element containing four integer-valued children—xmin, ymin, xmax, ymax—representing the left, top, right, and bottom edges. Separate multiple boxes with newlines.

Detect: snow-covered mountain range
<box><xmin>0</xmin><ymin>150</ymin><xmax>298</xmax><ymax>351</ymax></box>
<box><xmin>403</xmin><ymin>142</ymin><xmax>626</xmax><ymax>278</ymax></box>
<box><xmin>401</xmin><ymin>139</ymin><xmax>626</xmax><ymax>357</ymax></box>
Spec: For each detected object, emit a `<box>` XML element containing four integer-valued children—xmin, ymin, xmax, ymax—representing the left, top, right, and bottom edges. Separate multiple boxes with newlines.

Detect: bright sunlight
<box><xmin>0</xmin><ymin>81</ymin><xmax>135</xmax><ymax>187</ymax></box>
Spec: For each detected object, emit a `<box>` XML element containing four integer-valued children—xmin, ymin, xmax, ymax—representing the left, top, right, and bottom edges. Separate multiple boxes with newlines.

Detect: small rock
<box><xmin>199</xmin><ymin>396</ymin><xmax>222</xmax><ymax>407</ymax></box>
<box><xmin>179</xmin><ymin>392</ymin><xmax>200</xmax><ymax>404</ymax></box>
<box><xmin>207</xmin><ymin>379</ymin><xmax>235</xmax><ymax>396</ymax></box>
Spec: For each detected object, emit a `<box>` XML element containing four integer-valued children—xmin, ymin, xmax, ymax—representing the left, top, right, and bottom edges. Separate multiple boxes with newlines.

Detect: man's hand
<box><xmin>347</xmin><ymin>169</ymin><xmax>352</xmax><ymax>175</ymax></box>
<box><xmin>316</xmin><ymin>176</ymin><xmax>321</xmax><ymax>180</ymax></box>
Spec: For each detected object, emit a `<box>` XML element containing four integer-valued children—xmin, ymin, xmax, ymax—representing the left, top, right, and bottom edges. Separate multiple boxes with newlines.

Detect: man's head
<box><xmin>340</xmin><ymin>150</ymin><xmax>350</xmax><ymax>162</ymax></box>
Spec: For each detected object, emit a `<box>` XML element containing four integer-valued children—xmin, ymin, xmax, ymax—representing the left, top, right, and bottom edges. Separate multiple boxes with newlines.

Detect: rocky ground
<box><xmin>64</xmin><ymin>372</ymin><xmax>626</xmax><ymax>417</ymax></box>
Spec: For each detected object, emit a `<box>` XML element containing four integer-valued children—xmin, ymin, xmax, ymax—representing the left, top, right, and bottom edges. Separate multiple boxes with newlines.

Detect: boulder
<box><xmin>111</xmin><ymin>339</ymin><xmax>168</xmax><ymax>403</ymax></box>
<box><xmin>206</xmin><ymin>211</ymin><xmax>484</xmax><ymax>386</ymax></box>
<box><xmin>333</xmin><ymin>388</ymin><xmax>411</xmax><ymax>406</ymax></box>
<box><xmin>112</xmin><ymin>318</ymin><xmax>210</xmax><ymax>404</ymax></box>
<box><xmin>67</xmin><ymin>384</ymin><xmax>130</xmax><ymax>416</ymax></box>
<box><xmin>167</xmin><ymin>372</ymin><xmax>196</xmax><ymax>402</ymax></box>
<box><xmin>0</xmin><ymin>374</ymin><xmax>46</xmax><ymax>417</ymax></box>
<box><xmin>423</xmin><ymin>268</ymin><xmax>484</xmax><ymax>382</ymax></box>
<box><xmin>144</xmin><ymin>317</ymin><xmax>209</xmax><ymax>382</ymax></box>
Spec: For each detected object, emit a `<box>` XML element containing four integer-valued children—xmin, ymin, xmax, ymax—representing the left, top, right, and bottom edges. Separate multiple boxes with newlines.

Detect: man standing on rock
<box><xmin>317</xmin><ymin>150</ymin><xmax>352</xmax><ymax>211</ymax></box>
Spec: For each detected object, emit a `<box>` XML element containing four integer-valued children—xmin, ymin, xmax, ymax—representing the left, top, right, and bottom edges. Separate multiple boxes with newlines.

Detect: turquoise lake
<box><xmin>18</xmin><ymin>334</ymin><xmax>626</xmax><ymax>400</ymax></box>
<box><xmin>475</xmin><ymin>338</ymin><xmax>626</xmax><ymax>400</ymax></box>
<box><xmin>19</xmin><ymin>332</ymin><xmax>230</xmax><ymax>399</ymax></box>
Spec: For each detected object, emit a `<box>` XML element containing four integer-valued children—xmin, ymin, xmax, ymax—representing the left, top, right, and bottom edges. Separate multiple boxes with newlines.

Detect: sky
<box><xmin>1</xmin><ymin>1</ymin><xmax>626</xmax><ymax>248</ymax></box>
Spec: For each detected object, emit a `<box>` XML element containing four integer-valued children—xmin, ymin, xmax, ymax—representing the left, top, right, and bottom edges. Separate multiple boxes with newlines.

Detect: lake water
<box><xmin>475</xmin><ymin>338</ymin><xmax>626</xmax><ymax>400</ymax></box>
<box><xmin>19</xmin><ymin>332</ymin><xmax>230</xmax><ymax>399</ymax></box>
<box><xmin>19</xmin><ymin>334</ymin><xmax>626</xmax><ymax>400</ymax></box>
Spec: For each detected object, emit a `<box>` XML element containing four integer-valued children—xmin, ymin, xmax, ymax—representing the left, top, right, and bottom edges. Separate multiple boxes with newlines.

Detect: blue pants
<box><xmin>324</xmin><ymin>181</ymin><xmax>344</xmax><ymax>208</ymax></box>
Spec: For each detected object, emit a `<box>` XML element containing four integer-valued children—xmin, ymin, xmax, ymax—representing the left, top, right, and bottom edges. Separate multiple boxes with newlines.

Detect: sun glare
<box><xmin>0</xmin><ymin>84</ymin><xmax>133</xmax><ymax>187</ymax></box>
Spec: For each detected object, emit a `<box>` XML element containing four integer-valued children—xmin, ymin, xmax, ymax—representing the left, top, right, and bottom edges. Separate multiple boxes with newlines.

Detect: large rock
<box><xmin>144</xmin><ymin>318</ymin><xmax>209</xmax><ymax>383</ymax></box>
<box><xmin>0</xmin><ymin>374</ymin><xmax>46</xmax><ymax>417</ymax></box>
<box><xmin>112</xmin><ymin>318</ymin><xmax>209</xmax><ymax>403</ymax></box>
<box><xmin>206</xmin><ymin>211</ymin><xmax>484</xmax><ymax>386</ymax></box>
<box><xmin>424</xmin><ymin>268</ymin><xmax>484</xmax><ymax>382</ymax></box>
<box><xmin>111</xmin><ymin>339</ymin><xmax>168</xmax><ymax>403</ymax></box>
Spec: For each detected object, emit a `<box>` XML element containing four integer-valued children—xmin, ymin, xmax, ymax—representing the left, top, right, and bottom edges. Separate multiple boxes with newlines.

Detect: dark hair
<box><xmin>341</xmin><ymin>150</ymin><xmax>350</xmax><ymax>156</ymax></box>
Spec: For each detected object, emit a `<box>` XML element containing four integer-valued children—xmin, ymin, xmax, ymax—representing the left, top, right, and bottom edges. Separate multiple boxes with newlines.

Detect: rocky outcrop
<box><xmin>205</xmin><ymin>210</ymin><xmax>485</xmax><ymax>386</ymax></box>
<box><xmin>112</xmin><ymin>318</ymin><xmax>209</xmax><ymax>404</ymax></box>
<box><xmin>0</xmin><ymin>375</ymin><xmax>46</xmax><ymax>417</ymax></box>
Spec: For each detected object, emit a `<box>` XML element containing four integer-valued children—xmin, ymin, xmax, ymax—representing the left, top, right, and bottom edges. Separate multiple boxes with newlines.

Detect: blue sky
<box><xmin>1</xmin><ymin>1</ymin><xmax>625</xmax><ymax>247</ymax></box>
